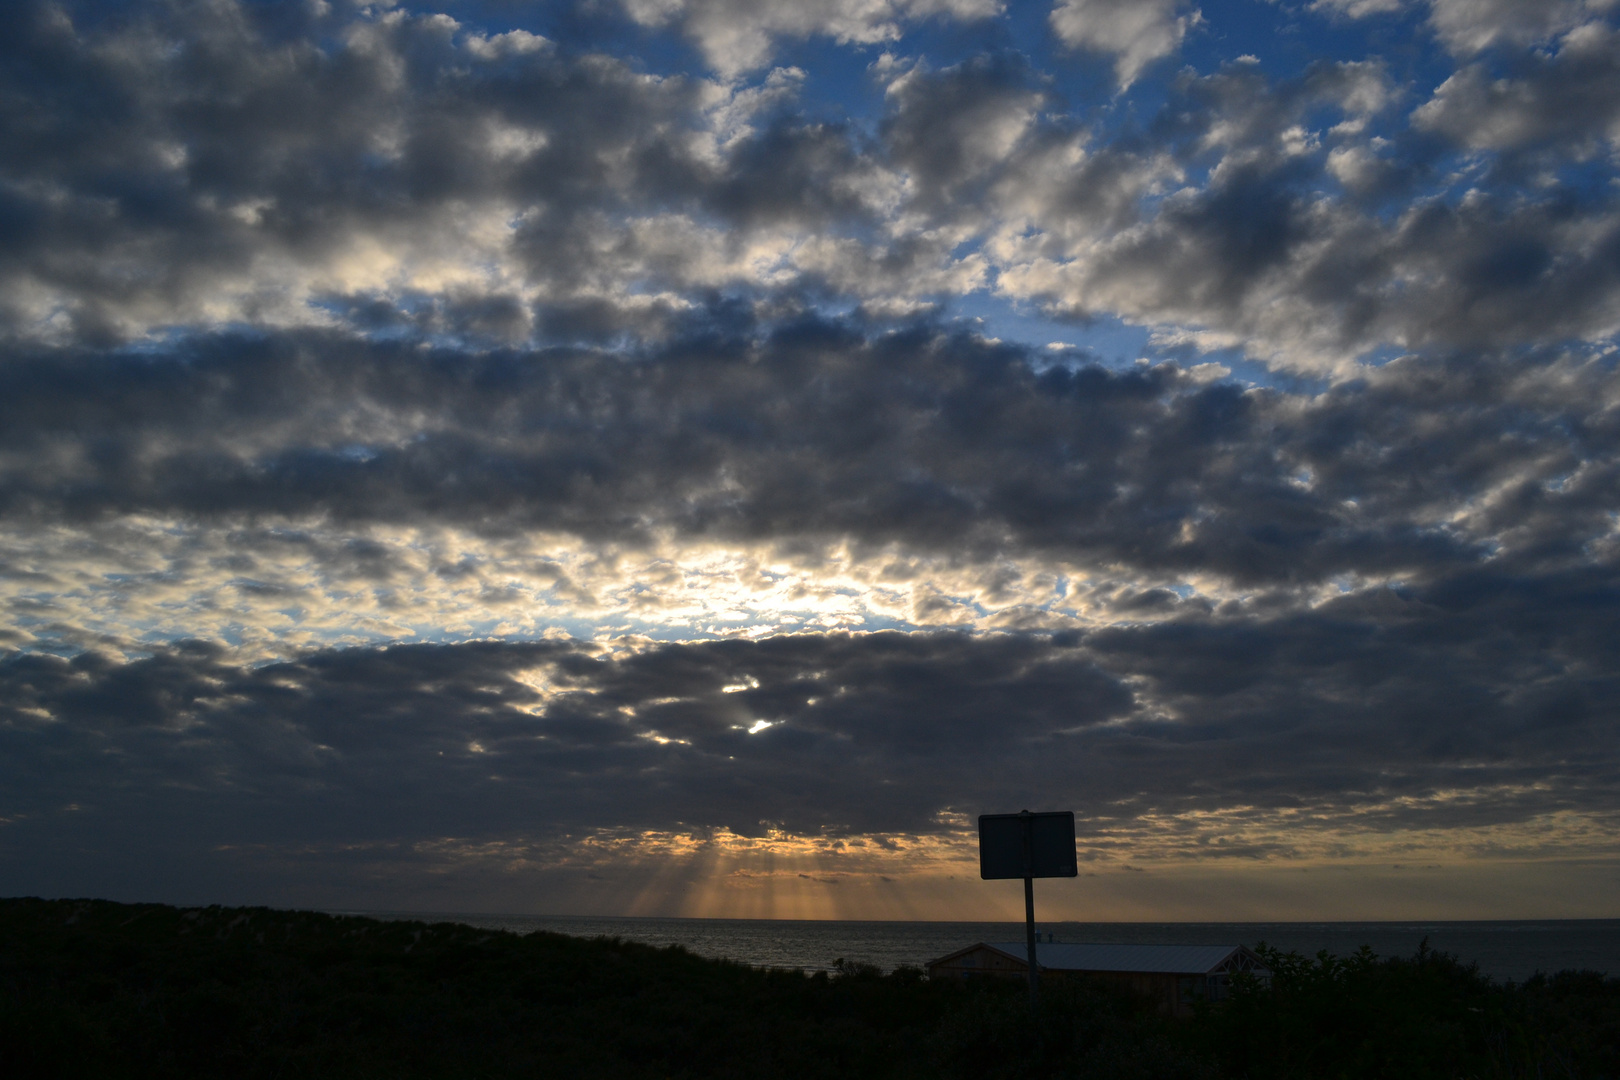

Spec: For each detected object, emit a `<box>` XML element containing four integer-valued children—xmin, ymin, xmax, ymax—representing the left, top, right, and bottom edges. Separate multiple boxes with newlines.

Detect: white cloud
<box><xmin>1310</xmin><ymin>0</ymin><xmax>1408</xmax><ymax>16</ymax></box>
<box><xmin>1412</xmin><ymin>20</ymin><xmax>1620</xmax><ymax>151</ymax></box>
<box><xmin>1049</xmin><ymin>0</ymin><xmax>1199</xmax><ymax>87</ymax></box>
<box><xmin>1310</xmin><ymin>0</ymin><xmax>1619</xmax><ymax>56</ymax></box>
<box><xmin>1426</xmin><ymin>0</ymin><xmax>1614</xmax><ymax>55</ymax></box>
<box><xmin>621</xmin><ymin>0</ymin><xmax>1003</xmax><ymax>75</ymax></box>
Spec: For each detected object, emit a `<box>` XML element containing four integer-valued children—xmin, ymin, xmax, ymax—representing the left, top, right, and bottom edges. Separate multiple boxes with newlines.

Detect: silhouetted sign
<box><xmin>979</xmin><ymin>810</ymin><xmax>1077</xmax><ymax>880</ymax></box>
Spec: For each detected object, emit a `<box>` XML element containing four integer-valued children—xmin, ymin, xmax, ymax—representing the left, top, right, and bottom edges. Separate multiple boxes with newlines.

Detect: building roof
<box><xmin>929</xmin><ymin>941</ymin><xmax>1266</xmax><ymax>976</ymax></box>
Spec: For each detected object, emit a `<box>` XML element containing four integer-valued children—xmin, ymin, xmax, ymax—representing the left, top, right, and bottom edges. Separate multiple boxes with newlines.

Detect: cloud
<box><xmin>1412</xmin><ymin>20</ymin><xmax>1620</xmax><ymax>154</ymax></box>
<box><xmin>10</xmin><ymin>324</ymin><xmax>1611</xmax><ymax>591</ymax></box>
<box><xmin>987</xmin><ymin>57</ymin><xmax>1620</xmax><ymax>367</ymax></box>
<box><xmin>3</xmin><ymin>319</ymin><xmax>1618</xmax><ymax>701</ymax></box>
<box><xmin>1310</xmin><ymin>0</ymin><xmax>1407</xmax><ymax>17</ymax></box>
<box><xmin>1049</xmin><ymin>0</ymin><xmax>1198</xmax><ymax>87</ymax></box>
<box><xmin>881</xmin><ymin>51</ymin><xmax>1045</xmax><ymax>209</ymax></box>
<box><xmin>5</xmin><ymin>578</ymin><xmax>1618</xmax><ymax>901</ymax></box>
<box><xmin>1309</xmin><ymin>0</ymin><xmax>1616</xmax><ymax>56</ymax></box>
<box><xmin>620</xmin><ymin>0</ymin><xmax>1003</xmax><ymax>75</ymax></box>
<box><xmin>0</xmin><ymin>0</ymin><xmax>988</xmax><ymax>345</ymax></box>
<box><xmin>1425</xmin><ymin>0</ymin><xmax>1615</xmax><ymax>56</ymax></box>
<box><xmin>4</xmin><ymin>2</ymin><xmax>1617</xmax><ymax>372</ymax></box>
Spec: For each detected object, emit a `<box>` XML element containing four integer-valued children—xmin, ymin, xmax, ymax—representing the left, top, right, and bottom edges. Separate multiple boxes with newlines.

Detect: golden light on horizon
<box><xmin>375</xmin><ymin>799</ymin><xmax>1620</xmax><ymax>922</ymax></box>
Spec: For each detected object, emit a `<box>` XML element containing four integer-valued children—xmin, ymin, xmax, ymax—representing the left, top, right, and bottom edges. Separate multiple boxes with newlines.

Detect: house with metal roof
<box><xmin>924</xmin><ymin>941</ymin><xmax>1271</xmax><ymax>1017</ymax></box>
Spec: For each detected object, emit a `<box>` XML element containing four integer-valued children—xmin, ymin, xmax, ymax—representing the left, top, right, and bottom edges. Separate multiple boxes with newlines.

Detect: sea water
<box><xmin>353</xmin><ymin>913</ymin><xmax>1620</xmax><ymax>983</ymax></box>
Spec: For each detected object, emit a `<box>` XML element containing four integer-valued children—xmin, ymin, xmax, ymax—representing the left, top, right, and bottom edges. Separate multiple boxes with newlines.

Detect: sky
<box><xmin>2</xmin><ymin>0</ymin><xmax>1619</xmax><ymax>922</ymax></box>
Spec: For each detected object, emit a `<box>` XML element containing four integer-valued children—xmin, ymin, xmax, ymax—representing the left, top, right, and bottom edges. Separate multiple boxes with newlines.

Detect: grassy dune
<box><xmin>1</xmin><ymin>898</ymin><xmax>1615</xmax><ymax>1078</ymax></box>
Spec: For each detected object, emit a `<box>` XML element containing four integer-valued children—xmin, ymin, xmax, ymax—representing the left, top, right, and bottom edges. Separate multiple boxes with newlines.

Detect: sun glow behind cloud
<box><xmin>2</xmin><ymin>518</ymin><xmax>1252</xmax><ymax>660</ymax></box>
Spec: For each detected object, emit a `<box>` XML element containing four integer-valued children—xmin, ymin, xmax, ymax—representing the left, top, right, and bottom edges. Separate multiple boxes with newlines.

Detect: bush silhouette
<box><xmin>3</xmin><ymin>898</ymin><xmax>1616</xmax><ymax>1079</ymax></box>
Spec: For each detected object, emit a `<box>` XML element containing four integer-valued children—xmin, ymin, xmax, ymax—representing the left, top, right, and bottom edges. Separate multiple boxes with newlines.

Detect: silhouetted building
<box><xmin>924</xmin><ymin>941</ymin><xmax>1270</xmax><ymax>1017</ymax></box>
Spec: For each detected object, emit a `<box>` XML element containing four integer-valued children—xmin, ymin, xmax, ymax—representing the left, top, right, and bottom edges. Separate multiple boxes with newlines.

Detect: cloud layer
<box><xmin>4</xmin><ymin>1</ymin><xmax>1617</xmax><ymax>366</ymax></box>
<box><xmin>7</xmin><ymin>598</ymin><xmax>1617</xmax><ymax>908</ymax></box>
<box><xmin>2</xmin><ymin>0</ymin><xmax>1617</xmax><ymax>916</ymax></box>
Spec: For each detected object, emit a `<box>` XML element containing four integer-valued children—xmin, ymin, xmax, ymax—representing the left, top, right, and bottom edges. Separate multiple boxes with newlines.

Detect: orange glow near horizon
<box><xmin>387</xmin><ymin>802</ymin><xmax>1620</xmax><ymax>921</ymax></box>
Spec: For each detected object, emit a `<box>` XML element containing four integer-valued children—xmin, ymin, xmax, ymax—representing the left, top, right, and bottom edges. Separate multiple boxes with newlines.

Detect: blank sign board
<box><xmin>979</xmin><ymin>811</ymin><xmax>1078</xmax><ymax>880</ymax></box>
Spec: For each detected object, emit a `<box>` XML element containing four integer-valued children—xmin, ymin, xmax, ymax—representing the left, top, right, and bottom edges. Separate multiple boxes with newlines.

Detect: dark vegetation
<box><xmin>2</xmin><ymin>898</ymin><xmax>1616</xmax><ymax>1078</ymax></box>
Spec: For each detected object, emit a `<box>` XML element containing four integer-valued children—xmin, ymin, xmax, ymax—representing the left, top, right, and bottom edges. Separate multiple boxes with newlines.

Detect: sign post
<box><xmin>979</xmin><ymin>810</ymin><xmax>1077</xmax><ymax>1006</ymax></box>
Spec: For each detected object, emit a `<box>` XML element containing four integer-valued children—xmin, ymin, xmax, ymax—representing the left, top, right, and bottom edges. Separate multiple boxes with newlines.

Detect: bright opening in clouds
<box><xmin>2</xmin><ymin>0</ymin><xmax>1618</xmax><ymax>920</ymax></box>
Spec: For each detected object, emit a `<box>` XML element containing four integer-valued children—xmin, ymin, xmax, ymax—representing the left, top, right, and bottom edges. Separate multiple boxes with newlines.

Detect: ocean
<box><xmin>352</xmin><ymin>913</ymin><xmax>1620</xmax><ymax>984</ymax></box>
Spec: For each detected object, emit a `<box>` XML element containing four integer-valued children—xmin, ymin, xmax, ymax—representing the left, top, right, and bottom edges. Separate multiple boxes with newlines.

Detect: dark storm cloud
<box><xmin>4</xmin><ymin>575</ymin><xmax>1617</xmax><ymax>864</ymax></box>
<box><xmin>8</xmin><ymin>322</ymin><xmax>1617</xmax><ymax>585</ymax></box>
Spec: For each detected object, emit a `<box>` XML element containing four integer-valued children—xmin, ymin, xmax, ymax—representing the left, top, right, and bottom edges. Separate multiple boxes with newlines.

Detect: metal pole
<box><xmin>1021</xmin><ymin>810</ymin><xmax>1038</xmax><ymax>1007</ymax></box>
<box><xmin>1024</xmin><ymin>873</ymin><xmax>1038</xmax><ymax>1007</ymax></box>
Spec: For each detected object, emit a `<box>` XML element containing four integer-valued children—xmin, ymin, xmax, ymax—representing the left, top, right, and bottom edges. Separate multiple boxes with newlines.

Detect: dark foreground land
<box><xmin>2</xmin><ymin>898</ymin><xmax>1617</xmax><ymax>1079</ymax></box>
